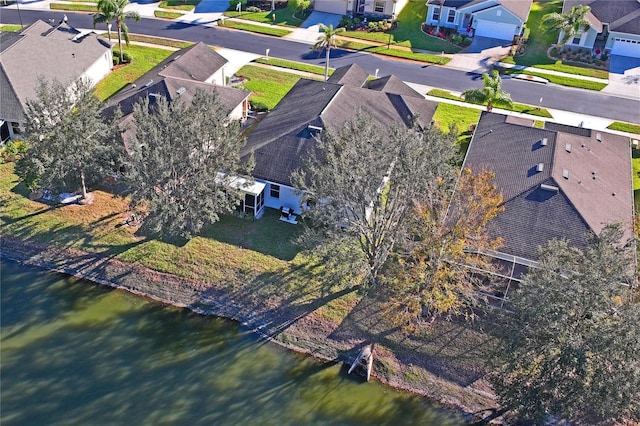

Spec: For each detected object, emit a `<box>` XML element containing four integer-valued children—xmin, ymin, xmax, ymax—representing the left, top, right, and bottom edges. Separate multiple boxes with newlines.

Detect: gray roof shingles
<box><xmin>563</xmin><ymin>0</ymin><xmax>640</xmax><ymax>35</ymax></box>
<box><xmin>463</xmin><ymin>112</ymin><xmax>633</xmax><ymax>261</ymax></box>
<box><xmin>0</xmin><ymin>20</ymin><xmax>112</xmax><ymax>122</ymax></box>
<box><xmin>106</xmin><ymin>42</ymin><xmax>249</xmax><ymax>119</ymax></box>
<box><xmin>243</xmin><ymin>66</ymin><xmax>439</xmax><ymax>186</ymax></box>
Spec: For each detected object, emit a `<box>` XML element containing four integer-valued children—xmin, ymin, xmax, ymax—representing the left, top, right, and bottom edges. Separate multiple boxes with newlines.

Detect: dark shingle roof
<box><xmin>563</xmin><ymin>0</ymin><xmax>640</xmax><ymax>35</ymax></box>
<box><xmin>0</xmin><ymin>20</ymin><xmax>112</xmax><ymax>122</ymax></box>
<box><xmin>0</xmin><ymin>64</ymin><xmax>24</xmax><ymax>122</ymax></box>
<box><xmin>463</xmin><ymin>112</ymin><xmax>632</xmax><ymax>261</ymax></box>
<box><xmin>243</xmin><ymin>66</ymin><xmax>439</xmax><ymax>186</ymax></box>
<box><xmin>105</xmin><ymin>42</ymin><xmax>248</xmax><ymax>119</ymax></box>
<box><xmin>366</xmin><ymin>75</ymin><xmax>423</xmax><ymax>98</ymax></box>
<box><xmin>326</xmin><ymin>63</ymin><xmax>369</xmax><ymax>87</ymax></box>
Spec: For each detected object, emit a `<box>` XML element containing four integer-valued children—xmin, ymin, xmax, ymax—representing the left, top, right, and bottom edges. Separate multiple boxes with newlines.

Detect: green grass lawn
<box><xmin>225</xmin><ymin>6</ymin><xmax>310</xmax><ymax>27</ymax></box>
<box><xmin>427</xmin><ymin>89</ymin><xmax>553</xmax><ymax>118</ymax></box>
<box><xmin>336</xmin><ymin>39</ymin><xmax>449</xmax><ymax>64</ymax></box>
<box><xmin>155</xmin><ymin>10</ymin><xmax>185</xmax><ymax>19</ymax></box>
<box><xmin>253</xmin><ymin>57</ymin><xmax>331</xmax><ymax>76</ymax></box>
<box><xmin>607</xmin><ymin>122</ymin><xmax>640</xmax><ymax>134</ymax></box>
<box><xmin>93</xmin><ymin>45</ymin><xmax>175</xmax><ymax>101</ymax></box>
<box><xmin>0</xmin><ymin>25</ymin><xmax>22</xmax><ymax>32</ymax></box>
<box><xmin>432</xmin><ymin>103</ymin><xmax>481</xmax><ymax>158</ymax></box>
<box><xmin>512</xmin><ymin>0</ymin><xmax>562</xmax><ymax>67</ymax></box>
<box><xmin>507</xmin><ymin>0</ymin><xmax>610</xmax><ymax>79</ymax></box>
<box><xmin>342</xmin><ymin>1</ymin><xmax>461</xmax><ymax>54</ymax></box>
<box><xmin>237</xmin><ymin>64</ymin><xmax>312</xmax><ymax>110</ymax></box>
<box><xmin>159</xmin><ymin>0</ymin><xmax>199</xmax><ymax>11</ymax></box>
<box><xmin>51</xmin><ymin>2</ymin><xmax>98</xmax><ymax>11</ymax></box>
<box><xmin>500</xmin><ymin>68</ymin><xmax>607</xmax><ymax>90</ymax></box>
<box><xmin>219</xmin><ymin>20</ymin><xmax>292</xmax><ymax>36</ymax></box>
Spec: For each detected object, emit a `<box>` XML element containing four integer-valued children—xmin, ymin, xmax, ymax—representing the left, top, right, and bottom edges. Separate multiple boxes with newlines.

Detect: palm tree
<box><xmin>94</xmin><ymin>0</ymin><xmax>140</xmax><ymax>61</ymax></box>
<box><xmin>461</xmin><ymin>70</ymin><xmax>512</xmax><ymax>112</ymax></box>
<box><xmin>313</xmin><ymin>24</ymin><xmax>345</xmax><ymax>82</ymax></box>
<box><xmin>540</xmin><ymin>4</ymin><xmax>591</xmax><ymax>46</ymax></box>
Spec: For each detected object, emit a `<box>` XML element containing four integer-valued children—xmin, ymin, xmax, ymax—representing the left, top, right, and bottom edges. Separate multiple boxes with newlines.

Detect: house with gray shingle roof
<box><xmin>462</xmin><ymin>112</ymin><xmax>634</xmax><ymax>300</ymax></box>
<box><xmin>425</xmin><ymin>0</ymin><xmax>533</xmax><ymax>41</ymax></box>
<box><xmin>560</xmin><ymin>0</ymin><xmax>640</xmax><ymax>58</ymax></box>
<box><xmin>239</xmin><ymin>63</ymin><xmax>439</xmax><ymax>219</ymax></box>
<box><xmin>0</xmin><ymin>19</ymin><xmax>113</xmax><ymax>143</ymax></box>
<box><xmin>106</xmin><ymin>42</ymin><xmax>249</xmax><ymax>122</ymax></box>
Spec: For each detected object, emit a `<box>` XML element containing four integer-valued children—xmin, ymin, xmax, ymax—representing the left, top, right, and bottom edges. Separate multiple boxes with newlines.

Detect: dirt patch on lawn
<box><xmin>1</xmin><ymin>234</ymin><xmax>499</xmax><ymax>421</ymax></box>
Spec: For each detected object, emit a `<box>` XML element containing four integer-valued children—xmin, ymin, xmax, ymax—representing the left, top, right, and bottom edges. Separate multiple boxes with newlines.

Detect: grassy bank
<box><xmin>253</xmin><ymin>57</ymin><xmax>331</xmax><ymax>76</ymax></box>
<box><xmin>0</xmin><ymin>158</ymin><xmax>498</xmax><ymax>414</ymax></box>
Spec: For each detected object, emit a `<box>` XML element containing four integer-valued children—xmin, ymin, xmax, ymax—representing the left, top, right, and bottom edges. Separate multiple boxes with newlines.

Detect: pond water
<box><xmin>1</xmin><ymin>259</ymin><xmax>464</xmax><ymax>425</ymax></box>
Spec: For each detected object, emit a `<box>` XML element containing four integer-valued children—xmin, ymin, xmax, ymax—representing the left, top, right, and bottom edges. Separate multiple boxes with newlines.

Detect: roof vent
<box><xmin>308</xmin><ymin>125</ymin><xmax>323</xmax><ymax>132</ymax></box>
<box><xmin>536</xmin><ymin>163</ymin><xmax>544</xmax><ymax>172</ymax></box>
<box><xmin>562</xmin><ymin>169</ymin><xmax>569</xmax><ymax>179</ymax></box>
<box><xmin>176</xmin><ymin>87</ymin><xmax>186</xmax><ymax>96</ymax></box>
<box><xmin>540</xmin><ymin>184</ymin><xmax>559</xmax><ymax>192</ymax></box>
<box><xmin>541</xmin><ymin>137</ymin><xmax>548</xmax><ymax>146</ymax></box>
<box><xmin>144</xmin><ymin>80</ymin><xmax>154</xmax><ymax>88</ymax></box>
<box><xmin>596</xmin><ymin>132</ymin><xmax>602</xmax><ymax>142</ymax></box>
<box><xmin>565</xmin><ymin>143</ymin><xmax>572</xmax><ymax>152</ymax></box>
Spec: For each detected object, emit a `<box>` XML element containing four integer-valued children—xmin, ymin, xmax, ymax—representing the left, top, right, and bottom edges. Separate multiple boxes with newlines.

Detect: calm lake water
<box><xmin>1</xmin><ymin>259</ymin><xmax>463</xmax><ymax>425</ymax></box>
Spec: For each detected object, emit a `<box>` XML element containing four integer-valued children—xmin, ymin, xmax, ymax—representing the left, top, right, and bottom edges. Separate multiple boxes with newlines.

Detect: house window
<box><xmin>572</xmin><ymin>32</ymin><xmax>583</xmax><ymax>45</ymax></box>
<box><xmin>270</xmin><ymin>183</ymin><xmax>280</xmax><ymax>199</ymax></box>
<box><xmin>432</xmin><ymin>6</ymin><xmax>440</xmax><ymax>21</ymax></box>
<box><xmin>374</xmin><ymin>1</ymin><xmax>384</xmax><ymax>13</ymax></box>
<box><xmin>447</xmin><ymin>9</ymin><xmax>455</xmax><ymax>23</ymax></box>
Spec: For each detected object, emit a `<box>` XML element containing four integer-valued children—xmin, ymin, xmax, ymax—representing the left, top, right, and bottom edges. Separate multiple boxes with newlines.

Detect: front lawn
<box><xmin>237</xmin><ymin>65</ymin><xmax>312</xmax><ymax>110</ymax></box>
<box><xmin>50</xmin><ymin>2</ymin><xmax>98</xmax><ymax>11</ymax></box>
<box><xmin>0</xmin><ymin>25</ymin><xmax>22</xmax><ymax>32</ymax></box>
<box><xmin>225</xmin><ymin>5</ymin><xmax>310</xmax><ymax>27</ymax></box>
<box><xmin>341</xmin><ymin>1</ymin><xmax>461</xmax><ymax>54</ymax></box>
<box><xmin>607</xmin><ymin>121</ymin><xmax>640</xmax><ymax>134</ymax></box>
<box><xmin>427</xmin><ymin>89</ymin><xmax>553</xmax><ymax>118</ymax></box>
<box><xmin>155</xmin><ymin>10</ymin><xmax>185</xmax><ymax>19</ymax></box>
<box><xmin>512</xmin><ymin>0</ymin><xmax>561</xmax><ymax>67</ymax></box>
<box><xmin>93</xmin><ymin>45</ymin><xmax>175</xmax><ymax>101</ymax></box>
<box><xmin>219</xmin><ymin>20</ymin><xmax>292</xmax><ymax>36</ymax></box>
<box><xmin>432</xmin><ymin>103</ymin><xmax>481</xmax><ymax>157</ymax></box>
<box><xmin>159</xmin><ymin>0</ymin><xmax>200</xmax><ymax>11</ymax></box>
<box><xmin>253</xmin><ymin>57</ymin><xmax>331</xmax><ymax>76</ymax></box>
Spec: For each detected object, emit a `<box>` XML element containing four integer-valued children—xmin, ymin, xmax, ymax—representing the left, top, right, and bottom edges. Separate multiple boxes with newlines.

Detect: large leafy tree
<box><xmin>313</xmin><ymin>24</ymin><xmax>345</xmax><ymax>82</ymax></box>
<box><xmin>492</xmin><ymin>224</ymin><xmax>640</xmax><ymax>424</ymax></box>
<box><xmin>385</xmin><ymin>168</ymin><xmax>504</xmax><ymax>328</ymax></box>
<box><xmin>462</xmin><ymin>70</ymin><xmax>512</xmax><ymax>112</ymax></box>
<box><xmin>16</xmin><ymin>78</ymin><xmax>122</xmax><ymax>199</ymax></box>
<box><xmin>93</xmin><ymin>0</ymin><xmax>140</xmax><ymax>60</ymax></box>
<box><xmin>541</xmin><ymin>4</ymin><xmax>591</xmax><ymax>46</ymax></box>
<box><xmin>124</xmin><ymin>90</ymin><xmax>252</xmax><ymax>239</ymax></box>
<box><xmin>293</xmin><ymin>113</ymin><xmax>458</xmax><ymax>287</ymax></box>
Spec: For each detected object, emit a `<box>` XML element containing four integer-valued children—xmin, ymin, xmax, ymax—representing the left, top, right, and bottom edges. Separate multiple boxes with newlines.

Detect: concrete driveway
<box><xmin>286</xmin><ymin>11</ymin><xmax>342</xmax><ymax>44</ymax></box>
<box><xmin>445</xmin><ymin>36</ymin><xmax>511</xmax><ymax>73</ymax></box>
<box><xmin>603</xmin><ymin>55</ymin><xmax>640</xmax><ymax>99</ymax></box>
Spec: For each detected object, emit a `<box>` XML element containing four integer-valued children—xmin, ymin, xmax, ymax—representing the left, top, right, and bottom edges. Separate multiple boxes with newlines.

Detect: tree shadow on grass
<box><xmin>326</xmin><ymin>293</ymin><xmax>498</xmax><ymax>389</ymax></box>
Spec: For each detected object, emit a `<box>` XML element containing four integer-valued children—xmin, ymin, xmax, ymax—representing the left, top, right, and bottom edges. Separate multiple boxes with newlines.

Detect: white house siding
<box><xmin>391</xmin><ymin>0</ymin><xmax>408</xmax><ymax>17</ymax></box>
<box><xmin>426</xmin><ymin>5</ymin><xmax>458</xmax><ymax>29</ymax></box>
<box><xmin>228</xmin><ymin>100</ymin><xmax>248</xmax><ymax>121</ymax></box>
<box><xmin>80</xmin><ymin>50</ymin><xmax>113</xmax><ymax>88</ymax></box>
<box><xmin>314</xmin><ymin>0</ymin><xmax>347</xmax><ymax>15</ymax></box>
<box><xmin>560</xmin><ymin>27</ymin><xmax>597</xmax><ymax>48</ymax></box>
<box><xmin>260</xmin><ymin>180</ymin><xmax>304</xmax><ymax>215</ymax></box>
<box><xmin>607</xmin><ymin>32</ymin><xmax>640</xmax><ymax>58</ymax></box>
<box><xmin>205</xmin><ymin>68</ymin><xmax>226</xmax><ymax>86</ymax></box>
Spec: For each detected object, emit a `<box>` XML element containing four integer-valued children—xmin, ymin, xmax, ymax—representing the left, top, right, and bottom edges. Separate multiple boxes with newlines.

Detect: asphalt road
<box><xmin>3</xmin><ymin>9</ymin><xmax>639</xmax><ymax>124</ymax></box>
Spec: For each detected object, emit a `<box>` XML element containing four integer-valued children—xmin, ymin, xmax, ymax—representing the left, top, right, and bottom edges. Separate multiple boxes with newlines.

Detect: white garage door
<box><xmin>313</xmin><ymin>0</ymin><xmax>346</xmax><ymax>15</ymax></box>
<box><xmin>474</xmin><ymin>20</ymin><xmax>517</xmax><ymax>41</ymax></box>
<box><xmin>611</xmin><ymin>37</ymin><xmax>640</xmax><ymax>58</ymax></box>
